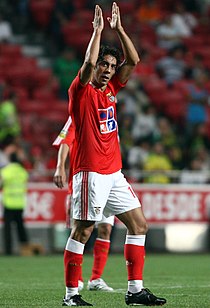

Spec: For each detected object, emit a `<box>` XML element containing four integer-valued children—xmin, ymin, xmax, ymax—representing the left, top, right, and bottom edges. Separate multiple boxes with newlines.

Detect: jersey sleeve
<box><xmin>110</xmin><ymin>74</ymin><xmax>128</xmax><ymax>95</ymax></box>
<box><xmin>52</xmin><ymin>116</ymin><xmax>75</xmax><ymax>149</ymax></box>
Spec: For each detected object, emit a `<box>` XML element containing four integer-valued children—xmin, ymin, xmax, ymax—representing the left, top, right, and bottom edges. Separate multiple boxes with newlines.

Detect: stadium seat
<box><xmin>0</xmin><ymin>44</ymin><xmax>22</xmax><ymax>58</ymax></box>
<box><xmin>183</xmin><ymin>36</ymin><xmax>205</xmax><ymax>50</ymax></box>
<box><xmin>6</xmin><ymin>66</ymin><xmax>33</xmax><ymax>88</ymax></box>
<box><xmin>29</xmin><ymin>0</ymin><xmax>55</xmax><ymax>28</ymax></box>
<box><xmin>33</xmin><ymin>88</ymin><xmax>56</xmax><ymax>101</ymax></box>
<box><xmin>72</xmin><ymin>10</ymin><xmax>93</xmax><ymax>27</ymax></box>
<box><xmin>144</xmin><ymin>78</ymin><xmax>167</xmax><ymax>94</ymax></box>
<box><xmin>164</xmin><ymin>100</ymin><xmax>187</xmax><ymax>121</ymax></box>
<box><xmin>190</xmin><ymin>46</ymin><xmax>210</xmax><ymax>60</ymax></box>
<box><xmin>72</xmin><ymin>0</ymin><xmax>87</xmax><ymax>10</ymax></box>
<box><xmin>205</xmin><ymin>80</ymin><xmax>210</xmax><ymax>93</ymax></box>
<box><xmin>32</xmin><ymin>68</ymin><xmax>53</xmax><ymax>88</ymax></box>
<box><xmin>173</xmin><ymin>80</ymin><xmax>192</xmax><ymax>96</ymax></box>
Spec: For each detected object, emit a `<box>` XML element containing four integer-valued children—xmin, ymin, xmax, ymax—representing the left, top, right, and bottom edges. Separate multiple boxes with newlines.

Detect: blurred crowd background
<box><xmin>0</xmin><ymin>0</ymin><xmax>210</xmax><ymax>184</ymax></box>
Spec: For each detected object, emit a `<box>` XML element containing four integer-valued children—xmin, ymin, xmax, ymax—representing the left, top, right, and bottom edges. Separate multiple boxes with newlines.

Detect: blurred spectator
<box><xmin>128</xmin><ymin>138</ymin><xmax>151</xmax><ymax>181</ymax></box>
<box><xmin>188</xmin><ymin>123</ymin><xmax>210</xmax><ymax>150</ymax></box>
<box><xmin>132</xmin><ymin>104</ymin><xmax>157</xmax><ymax>143</ymax></box>
<box><xmin>167</xmin><ymin>145</ymin><xmax>184</xmax><ymax>170</ymax></box>
<box><xmin>136</xmin><ymin>0</ymin><xmax>162</xmax><ymax>26</ymax></box>
<box><xmin>0</xmin><ymin>13</ymin><xmax>13</xmax><ymax>42</ymax></box>
<box><xmin>53</xmin><ymin>47</ymin><xmax>81</xmax><ymax>100</ymax></box>
<box><xmin>186</xmin><ymin>71</ymin><xmax>209</xmax><ymax>129</ymax></box>
<box><xmin>0</xmin><ymin>137</ymin><xmax>16</xmax><ymax>168</ymax></box>
<box><xmin>187</xmin><ymin>54</ymin><xmax>208</xmax><ymax>80</ymax></box>
<box><xmin>0</xmin><ymin>152</ymin><xmax>29</xmax><ymax>255</ymax></box>
<box><xmin>118</xmin><ymin>114</ymin><xmax>134</xmax><ymax>170</ymax></box>
<box><xmin>143</xmin><ymin>141</ymin><xmax>173</xmax><ymax>183</ymax></box>
<box><xmin>180</xmin><ymin>157</ymin><xmax>209</xmax><ymax>184</ymax></box>
<box><xmin>49</xmin><ymin>0</ymin><xmax>75</xmax><ymax>51</ymax></box>
<box><xmin>117</xmin><ymin>78</ymin><xmax>150</xmax><ymax>117</ymax></box>
<box><xmin>171</xmin><ymin>2</ymin><xmax>198</xmax><ymax>38</ymax></box>
<box><xmin>156</xmin><ymin>46</ymin><xmax>187</xmax><ymax>85</ymax></box>
<box><xmin>195</xmin><ymin>146</ymin><xmax>210</xmax><ymax>170</ymax></box>
<box><xmin>29</xmin><ymin>146</ymin><xmax>49</xmax><ymax>181</ymax></box>
<box><xmin>154</xmin><ymin>117</ymin><xmax>180</xmax><ymax>149</ymax></box>
<box><xmin>133</xmin><ymin>48</ymin><xmax>156</xmax><ymax>83</ymax></box>
<box><xmin>0</xmin><ymin>92</ymin><xmax>21</xmax><ymax>144</ymax></box>
<box><xmin>156</xmin><ymin>15</ymin><xmax>185</xmax><ymax>50</ymax></box>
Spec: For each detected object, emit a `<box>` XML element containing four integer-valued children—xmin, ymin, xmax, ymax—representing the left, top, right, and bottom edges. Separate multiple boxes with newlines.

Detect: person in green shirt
<box><xmin>0</xmin><ymin>93</ymin><xmax>21</xmax><ymax>143</ymax></box>
<box><xmin>53</xmin><ymin>48</ymin><xmax>81</xmax><ymax>100</ymax></box>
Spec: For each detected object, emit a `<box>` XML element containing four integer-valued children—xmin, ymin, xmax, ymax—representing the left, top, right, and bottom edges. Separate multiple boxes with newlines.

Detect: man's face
<box><xmin>93</xmin><ymin>54</ymin><xmax>117</xmax><ymax>88</ymax></box>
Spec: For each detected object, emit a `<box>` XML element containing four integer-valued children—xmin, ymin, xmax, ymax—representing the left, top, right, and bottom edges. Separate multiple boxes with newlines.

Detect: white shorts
<box><xmin>72</xmin><ymin>170</ymin><xmax>141</xmax><ymax>221</ymax></box>
<box><xmin>66</xmin><ymin>194</ymin><xmax>114</xmax><ymax>228</ymax></box>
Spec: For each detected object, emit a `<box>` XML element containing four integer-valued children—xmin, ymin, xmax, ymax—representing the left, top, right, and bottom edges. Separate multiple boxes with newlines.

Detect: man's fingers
<box><xmin>54</xmin><ymin>176</ymin><xmax>64</xmax><ymax>188</ymax></box>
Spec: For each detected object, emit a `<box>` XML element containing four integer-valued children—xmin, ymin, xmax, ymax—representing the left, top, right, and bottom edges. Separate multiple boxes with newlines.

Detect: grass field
<box><xmin>0</xmin><ymin>253</ymin><xmax>209</xmax><ymax>307</ymax></box>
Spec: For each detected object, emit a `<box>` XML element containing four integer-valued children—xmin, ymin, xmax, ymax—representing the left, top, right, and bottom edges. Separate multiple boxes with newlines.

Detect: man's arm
<box><xmin>80</xmin><ymin>5</ymin><xmax>104</xmax><ymax>85</ymax></box>
<box><xmin>107</xmin><ymin>2</ymin><xmax>140</xmax><ymax>84</ymax></box>
<box><xmin>53</xmin><ymin>143</ymin><xmax>69</xmax><ymax>189</ymax></box>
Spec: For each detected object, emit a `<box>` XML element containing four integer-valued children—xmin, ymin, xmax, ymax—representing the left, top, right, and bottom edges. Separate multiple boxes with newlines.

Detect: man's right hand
<box><xmin>53</xmin><ymin>167</ymin><xmax>66</xmax><ymax>189</ymax></box>
<box><xmin>92</xmin><ymin>5</ymin><xmax>104</xmax><ymax>31</ymax></box>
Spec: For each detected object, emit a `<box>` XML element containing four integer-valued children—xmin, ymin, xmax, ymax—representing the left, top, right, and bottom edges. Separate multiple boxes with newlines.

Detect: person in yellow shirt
<box><xmin>143</xmin><ymin>141</ymin><xmax>173</xmax><ymax>183</ymax></box>
<box><xmin>0</xmin><ymin>152</ymin><xmax>29</xmax><ymax>255</ymax></box>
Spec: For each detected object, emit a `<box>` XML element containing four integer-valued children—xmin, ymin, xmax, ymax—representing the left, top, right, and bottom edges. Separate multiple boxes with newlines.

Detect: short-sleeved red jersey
<box><xmin>68</xmin><ymin>73</ymin><xmax>126</xmax><ymax>175</ymax></box>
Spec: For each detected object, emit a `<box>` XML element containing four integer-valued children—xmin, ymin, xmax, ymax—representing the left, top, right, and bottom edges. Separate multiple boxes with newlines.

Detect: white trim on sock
<box><xmin>125</xmin><ymin>235</ymin><xmax>146</xmax><ymax>246</ymax></box>
<box><xmin>96</xmin><ymin>238</ymin><xmax>110</xmax><ymax>243</ymax></box>
<box><xmin>65</xmin><ymin>287</ymin><xmax>78</xmax><ymax>299</ymax></box>
<box><xmin>65</xmin><ymin>238</ymin><xmax>85</xmax><ymax>254</ymax></box>
<box><xmin>128</xmin><ymin>280</ymin><xmax>143</xmax><ymax>293</ymax></box>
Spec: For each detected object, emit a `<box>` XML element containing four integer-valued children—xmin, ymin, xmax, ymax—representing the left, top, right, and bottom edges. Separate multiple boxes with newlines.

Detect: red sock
<box><xmin>124</xmin><ymin>244</ymin><xmax>145</xmax><ymax>280</ymax></box>
<box><xmin>90</xmin><ymin>239</ymin><xmax>110</xmax><ymax>281</ymax></box>
<box><xmin>64</xmin><ymin>250</ymin><xmax>83</xmax><ymax>287</ymax></box>
<box><xmin>79</xmin><ymin>268</ymin><xmax>83</xmax><ymax>282</ymax></box>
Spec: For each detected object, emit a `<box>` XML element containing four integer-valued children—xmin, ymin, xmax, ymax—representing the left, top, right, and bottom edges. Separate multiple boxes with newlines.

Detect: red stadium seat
<box><xmin>183</xmin><ymin>36</ymin><xmax>205</xmax><ymax>50</ymax></box>
<box><xmin>173</xmin><ymin>80</ymin><xmax>192</xmax><ymax>96</ymax></box>
<box><xmin>29</xmin><ymin>0</ymin><xmax>55</xmax><ymax>28</ymax></box>
<box><xmin>144</xmin><ymin>78</ymin><xmax>167</xmax><ymax>95</ymax></box>
<box><xmin>164</xmin><ymin>100</ymin><xmax>187</xmax><ymax>121</ymax></box>
<box><xmin>32</xmin><ymin>68</ymin><xmax>53</xmax><ymax>88</ymax></box>
<box><xmin>33</xmin><ymin>88</ymin><xmax>56</xmax><ymax>101</ymax></box>
<box><xmin>0</xmin><ymin>44</ymin><xmax>22</xmax><ymax>58</ymax></box>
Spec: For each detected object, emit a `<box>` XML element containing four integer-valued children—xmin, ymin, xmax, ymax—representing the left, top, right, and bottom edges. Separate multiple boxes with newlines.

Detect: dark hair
<box><xmin>97</xmin><ymin>45</ymin><xmax>122</xmax><ymax>68</ymax></box>
<box><xmin>10</xmin><ymin>152</ymin><xmax>20</xmax><ymax>163</ymax></box>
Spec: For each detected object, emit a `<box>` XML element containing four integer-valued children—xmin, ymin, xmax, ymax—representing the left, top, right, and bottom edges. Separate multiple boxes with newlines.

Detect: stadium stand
<box><xmin>0</xmin><ymin>0</ymin><xmax>210</xmax><ymax>183</ymax></box>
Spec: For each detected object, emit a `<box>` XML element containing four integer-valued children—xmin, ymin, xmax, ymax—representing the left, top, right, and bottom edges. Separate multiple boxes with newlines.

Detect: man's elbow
<box><xmin>128</xmin><ymin>56</ymin><xmax>140</xmax><ymax>67</ymax></box>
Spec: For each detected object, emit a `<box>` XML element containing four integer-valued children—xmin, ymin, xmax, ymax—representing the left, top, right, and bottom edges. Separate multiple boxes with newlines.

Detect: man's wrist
<box><xmin>115</xmin><ymin>26</ymin><xmax>124</xmax><ymax>34</ymax></box>
<box><xmin>56</xmin><ymin>165</ymin><xmax>65</xmax><ymax>169</ymax></box>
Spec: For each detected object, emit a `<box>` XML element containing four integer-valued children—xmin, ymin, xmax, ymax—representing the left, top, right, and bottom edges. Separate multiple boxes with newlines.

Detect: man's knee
<box><xmin>97</xmin><ymin>223</ymin><xmax>112</xmax><ymax>240</ymax></box>
<box><xmin>117</xmin><ymin>208</ymin><xmax>149</xmax><ymax>235</ymax></box>
<box><xmin>71</xmin><ymin>220</ymin><xmax>95</xmax><ymax>244</ymax></box>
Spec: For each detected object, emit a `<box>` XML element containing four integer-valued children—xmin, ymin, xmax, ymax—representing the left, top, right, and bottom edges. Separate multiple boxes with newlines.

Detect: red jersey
<box><xmin>68</xmin><ymin>73</ymin><xmax>126</xmax><ymax>175</ymax></box>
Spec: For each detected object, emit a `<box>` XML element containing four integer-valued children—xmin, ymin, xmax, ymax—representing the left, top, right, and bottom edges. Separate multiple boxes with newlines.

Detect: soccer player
<box><xmin>62</xmin><ymin>2</ymin><xmax>167</xmax><ymax>306</ymax></box>
<box><xmin>53</xmin><ymin>117</ymin><xmax>114</xmax><ymax>292</ymax></box>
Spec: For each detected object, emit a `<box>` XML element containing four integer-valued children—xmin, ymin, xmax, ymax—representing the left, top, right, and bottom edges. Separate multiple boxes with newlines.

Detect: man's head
<box><xmin>92</xmin><ymin>45</ymin><xmax>121</xmax><ymax>88</ymax></box>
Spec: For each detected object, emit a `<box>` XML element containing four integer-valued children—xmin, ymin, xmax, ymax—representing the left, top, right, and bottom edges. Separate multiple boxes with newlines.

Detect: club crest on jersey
<box><xmin>59</xmin><ymin>129</ymin><xmax>67</xmax><ymax>139</ymax></box>
<box><xmin>99</xmin><ymin>106</ymin><xmax>117</xmax><ymax>134</ymax></box>
<box><xmin>106</xmin><ymin>92</ymin><xmax>116</xmax><ymax>102</ymax></box>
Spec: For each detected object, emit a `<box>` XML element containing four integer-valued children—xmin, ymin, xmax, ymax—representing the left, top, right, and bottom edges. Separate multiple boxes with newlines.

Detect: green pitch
<box><xmin>0</xmin><ymin>253</ymin><xmax>209</xmax><ymax>307</ymax></box>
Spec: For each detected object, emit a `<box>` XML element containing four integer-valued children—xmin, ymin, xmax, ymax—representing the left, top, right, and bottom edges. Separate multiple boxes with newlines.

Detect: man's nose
<box><xmin>106</xmin><ymin>65</ymin><xmax>111</xmax><ymax>73</ymax></box>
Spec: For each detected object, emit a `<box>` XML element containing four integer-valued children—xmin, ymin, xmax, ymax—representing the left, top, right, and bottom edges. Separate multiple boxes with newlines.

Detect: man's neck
<box><xmin>90</xmin><ymin>81</ymin><xmax>107</xmax><ymax>92</ymax></box>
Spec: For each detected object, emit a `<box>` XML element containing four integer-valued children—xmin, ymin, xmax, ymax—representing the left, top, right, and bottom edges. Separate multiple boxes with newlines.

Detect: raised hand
<box><xmin>92</xmin><ymin>5</ymin><xmax>104</xmax><ymax>31</ymax></box>
<box><xmin>107</xmin><ymin>2</ymin><xmax>122</xmax><ymax>30</ymax></box>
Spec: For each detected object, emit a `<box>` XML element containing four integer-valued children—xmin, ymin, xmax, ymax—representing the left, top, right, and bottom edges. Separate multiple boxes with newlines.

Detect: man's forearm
<box><xmin>56</xmin><ymin>144</ymin><xmax>69</xmax><ymax>169</ymax></box>
<box><xmin>116</xmin><ymin>27</ymin><xmax>140</xmax><ymax>66</ymax></box>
